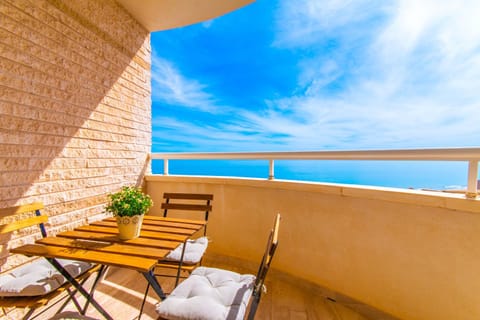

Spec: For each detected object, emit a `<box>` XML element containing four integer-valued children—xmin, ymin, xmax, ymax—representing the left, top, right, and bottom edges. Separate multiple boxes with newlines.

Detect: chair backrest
<box><xmin>161</xmin><ymin>193</ymin><xmax>213</xmax><ymax>235</ymax></box>
<box><xmin>247</xmin><ymin>213</ymin><xmax>280</xmax><ymax>320</ymax></box>
<box><xmin>0</xmin><ymin>202</ymin><xmax>47</xmax><ymax>238</ymax></box>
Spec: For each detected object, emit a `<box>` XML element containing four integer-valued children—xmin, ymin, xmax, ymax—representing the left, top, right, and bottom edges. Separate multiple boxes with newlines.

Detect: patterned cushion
<box><xmin>0</xmin><ymin>258</ymin><xmax>93</xmax><ymax>297</ymax></box>
<box><xmin>165</xmin><ymin>236</ymin><xmax>209</xmax><ymax>264</ymax></box>
<box><xmin>156</xmin><ymin>266</ymin><xmax>255</xmax><ymax>320</ymax></box>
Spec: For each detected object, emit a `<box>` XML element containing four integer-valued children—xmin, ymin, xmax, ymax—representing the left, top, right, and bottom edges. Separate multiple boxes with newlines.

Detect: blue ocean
<box><xmin>151</xmin><ymin>159</ymin><xmax>470</xmax><ymax>190</ymax></box>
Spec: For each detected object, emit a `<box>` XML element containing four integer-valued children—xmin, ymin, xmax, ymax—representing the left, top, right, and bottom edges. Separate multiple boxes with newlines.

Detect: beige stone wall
<box><xmin>145</xmin><ymin>175</ymin><xmax>480</xmax><ymax>320</ymax></box>
<box><xmin>0</xmin><ymin>0</ymin><xmax>150</xmax><ymax>275</ymax></box>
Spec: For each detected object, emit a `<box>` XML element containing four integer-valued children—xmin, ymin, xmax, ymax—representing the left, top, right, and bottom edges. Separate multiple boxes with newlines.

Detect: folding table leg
<box><xmin>56</xmin><ymin>265</ymin><xmax>105</xmax><ymax>314</ymax></box>
<box><xmin>81</xmin><ymin>265</ymin><xmax>109</xmax><ymax>314</ymax></box>
<box><xmin>138</xmin><ymin>270</ymin><xmax>167</xmax><ymax>319</ymax></box>
<box><xmin>142</xmin><ymin>270</ymin><xmax>166</xmax><ymax>300</ymax></box>
<box><xmin>47</xmin><ymin>259</ymin><xmax>113</xmax><ymax>320</ymax></box>
<box><xmin>138</xmin><ymin>282</ymin><xmax>149</xmax><ymax>320</ymax></box>
<box><xmin>174</xmin><ymin>239</ymin><xmax>188</xmax><ymax>287</ymax></box>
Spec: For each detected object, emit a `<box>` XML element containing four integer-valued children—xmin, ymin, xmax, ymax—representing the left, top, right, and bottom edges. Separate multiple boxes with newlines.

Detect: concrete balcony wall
<box><xmin>0</xmin><ymin>0</ymin><xmax>150</xmax><ymax>270</ymax></box>
<box><xmin>146</xmin><ymin>175</ymin><xmax>480</xmax><ymax>320</ymax></box>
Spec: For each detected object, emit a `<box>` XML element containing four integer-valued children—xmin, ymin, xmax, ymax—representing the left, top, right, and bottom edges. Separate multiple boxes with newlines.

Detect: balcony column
<box><xmin>269</xmin><ymin>159</ymin><xmax>274</xmax><ymax>180</ymax></box>
<box><xmin>466</xmin><ymin>160</ymin><xmax>478</xmax><ymax>198</ymax></box>
<box><xmin>164</xmin><ymin>159</ymin><xmax>169</xmax><ymax>176</ymax></box>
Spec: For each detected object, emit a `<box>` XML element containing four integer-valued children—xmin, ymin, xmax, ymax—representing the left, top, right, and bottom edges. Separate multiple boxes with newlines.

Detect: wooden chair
<box><xmin>138</xmin><ymin>193</ymin><xmax>213</xmax><ymax>318</ymax></box>
<box><xmin>161</xmin><ymin>193</ymin><xmax>213</xmax><ymax>235</ymax></box>
<box><xmin>153</xmin><ymin>193</ymin><xmax>213</xmax><ymax>275</ymax></box>
<box><xmin>156</xmin><ymin>213</ymin><xmax>281</xmax><ymax>320</ymax></box>
<box><xmin>0</xmin><ymin>203</ymin><xmax>102</xmax><ymax>319</ymax></box>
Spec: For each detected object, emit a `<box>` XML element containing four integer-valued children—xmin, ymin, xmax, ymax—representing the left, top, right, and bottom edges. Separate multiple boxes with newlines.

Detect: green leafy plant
<box><xmin>105</xmin><ymin>186</ymin><xmax>153</xmax><ymax>217</ymax></box>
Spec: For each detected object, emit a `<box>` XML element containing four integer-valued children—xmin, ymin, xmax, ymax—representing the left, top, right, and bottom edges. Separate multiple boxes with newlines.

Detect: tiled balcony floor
<box><xmin>27</xmin><ymin>255</ymin><xmax>396</xmax><ymax>320</ymax></box>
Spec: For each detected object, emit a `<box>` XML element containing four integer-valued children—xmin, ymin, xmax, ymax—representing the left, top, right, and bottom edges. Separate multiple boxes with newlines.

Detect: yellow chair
<box><xmin>0</xmin><ymin>203</ymin><xmax>102</xmax><ymax>319</ymax></box>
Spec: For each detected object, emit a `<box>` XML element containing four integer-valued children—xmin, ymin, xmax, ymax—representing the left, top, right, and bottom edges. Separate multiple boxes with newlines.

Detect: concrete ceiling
<box><xmin>116</xmin><ymin>0</ymin><xmax>255</xmax><ymax>32</ymax></box>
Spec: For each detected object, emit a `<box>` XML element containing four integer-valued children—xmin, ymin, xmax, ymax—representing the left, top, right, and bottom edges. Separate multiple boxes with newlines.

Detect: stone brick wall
<box><xmin>0</xmin><ymin>0</ymin><xmax>151</xmax><ymax>281</ymax></box>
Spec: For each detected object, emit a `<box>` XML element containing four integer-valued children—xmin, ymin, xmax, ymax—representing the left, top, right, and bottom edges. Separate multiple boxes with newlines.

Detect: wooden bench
<box><xmin>0</xmin><ymin>203</ymin><xmax>101</xmax><ymax>319</ymax></box>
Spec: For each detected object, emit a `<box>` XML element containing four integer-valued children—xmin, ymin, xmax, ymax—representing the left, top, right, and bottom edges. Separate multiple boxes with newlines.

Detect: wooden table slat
<box><xmin>91</xmin><ymin>220</ymin><xmax>195</xmax><ymax>235</ymax></box>
<box><xmin>57</xmin><ymin>230</ymin><xmax>180</xmax><ymax>250</ymax></box>
<box><xmin>11</xmin><ymin>244</ymin><xmax>156</xmax><ymax>273</ymax></box>
<box><xmin>74</xmin><ymin>225</ymin><xmax>188</xmax><ymax>241</ymax></box>
<box><xmin>105</xmin><ymin>217</ymin><xmax>204</xmax><ymax>230</ymax></box>
<box><xmin>37</xmin><ymin>237</ymin><xmax>170</xmax><ymax>260</ymax></box>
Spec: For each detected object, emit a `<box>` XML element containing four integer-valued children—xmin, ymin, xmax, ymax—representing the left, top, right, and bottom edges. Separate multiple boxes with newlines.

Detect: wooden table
<box><xmin>11</xmin><ymin>215</ymin><xmax>207</xmax><ymax>320</ymax></box>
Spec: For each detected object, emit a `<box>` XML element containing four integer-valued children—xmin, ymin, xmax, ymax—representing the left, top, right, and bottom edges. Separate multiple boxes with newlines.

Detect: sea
<box><xmin>151</xmin><ymin>159</ymin><xmax>473</xmax><ymax>191</ymax></box>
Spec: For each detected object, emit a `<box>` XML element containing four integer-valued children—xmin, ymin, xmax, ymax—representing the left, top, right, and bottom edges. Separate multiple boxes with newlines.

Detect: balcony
<box><xmin>142</xmin><ymin>148</ymin><xmax>480</xmax><ymax>320</ymax></box>
<box><xmin>2</xmin><ymin>1</ymin><xmax>480</xmax><ymax>319</ymax></box>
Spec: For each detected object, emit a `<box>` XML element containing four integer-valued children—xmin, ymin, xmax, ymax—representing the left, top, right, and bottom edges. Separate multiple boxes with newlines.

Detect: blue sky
<box><xmin>150</xmin><ymin>0</ymin><xmax>480</xmax><ymax>154</ymax></box>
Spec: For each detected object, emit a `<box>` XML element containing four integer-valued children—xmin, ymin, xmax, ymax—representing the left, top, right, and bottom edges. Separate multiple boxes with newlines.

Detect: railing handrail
<box><xmin>149</xmin><ymin>147</ymin><xmax>480</xmax><ymax>198</ymax></box>
<box><xmin>151</xmin><ymin>147</ymin><xmax>480</xmax><ymax>161</ymax></box>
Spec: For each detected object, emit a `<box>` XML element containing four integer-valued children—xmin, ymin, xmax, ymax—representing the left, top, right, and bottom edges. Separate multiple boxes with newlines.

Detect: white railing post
<box><xmin>269</xmin><ymin>159</ymin><xmax>274</xmax><ymax>180</ymax></box>
<box><xmin>164</xmin><ymin>159</ymin><xmax>169</xmax><ymax>176</ymax></box>
<box><xmin>466</xmin><ymin>160</ymin><xmax>478</xmax><ymax>198</ymax></box>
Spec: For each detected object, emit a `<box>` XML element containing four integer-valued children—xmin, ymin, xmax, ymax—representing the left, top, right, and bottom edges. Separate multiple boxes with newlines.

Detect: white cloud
<box><xmin>257</xmin><ymin>0</ymin><xmax>480</xmax><ymax>149</ymax></box>
<box><xmin>151</xmin><ymin>53</ymin><xmax>223</xmax><ymax>113</ymax></box>
<box><xmin>152</xmin><ymin>115</ymin><xmax>287</xmax><ymax>151</ymax></box>
<box><xmin>273</xmin><ymin>0</ymin><xmax>386</xmax><ymax>47</ymax></box>
<box><xmin>371</xmin><ymin>0</ymin><xmax>480</xmax><ymax>96</ymax></box>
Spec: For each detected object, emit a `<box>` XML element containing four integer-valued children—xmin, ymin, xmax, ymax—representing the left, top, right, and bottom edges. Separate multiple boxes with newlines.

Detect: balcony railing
<box><xmin>150</xmin><ymin>147</ymin><xmax>480</xmax><ymax>198</ymax></box>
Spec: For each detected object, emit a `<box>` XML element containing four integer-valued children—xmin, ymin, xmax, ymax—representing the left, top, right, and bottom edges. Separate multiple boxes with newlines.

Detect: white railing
<box><xmin>150</xmin><ymin>147</ymin><xmax>480</xmax><ymax>198</ymax></box>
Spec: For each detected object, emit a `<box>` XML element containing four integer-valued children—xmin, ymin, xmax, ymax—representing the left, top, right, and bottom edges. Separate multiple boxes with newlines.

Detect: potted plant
<box><xmin>105</xmin><ymin>186</ymin><xmax>153</xmax><ymax>240</ymax></box>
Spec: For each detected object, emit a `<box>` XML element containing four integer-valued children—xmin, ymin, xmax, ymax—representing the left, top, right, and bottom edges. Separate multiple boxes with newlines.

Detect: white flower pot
<box><xmin>116</xmin><ymin>214</ymin><xmax>144</xmax><ymax>240</ymax></box>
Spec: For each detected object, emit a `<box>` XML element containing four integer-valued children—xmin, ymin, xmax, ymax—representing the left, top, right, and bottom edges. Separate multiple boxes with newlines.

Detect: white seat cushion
<box><xmin>165</xmin><ymin>236</ymin><xmax>209</xmax><ymax>264</ymax></box>
<box><xmin>156</xmin><ymin>266</ymin><xmax>255</xmax><ymax>320</ymax></box>
<box><xmin>0</xmin><ymin>258</ymin><xmax>93</xmax><ymax>297</ymax></box>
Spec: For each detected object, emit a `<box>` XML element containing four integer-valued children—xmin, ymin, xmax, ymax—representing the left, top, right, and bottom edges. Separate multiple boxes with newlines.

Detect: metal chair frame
<box><xmin>247</xmin><ymin>214</ymin><xmax>280</xmax><ymax>319</ymax></box>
